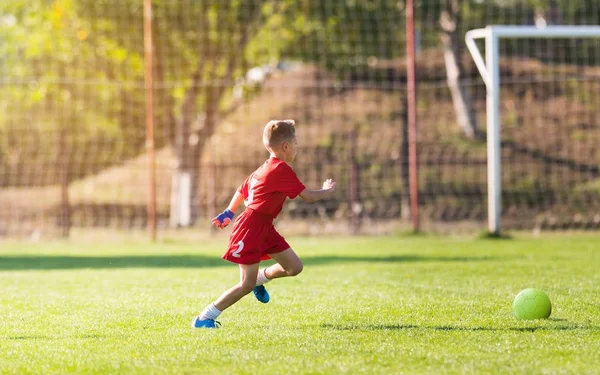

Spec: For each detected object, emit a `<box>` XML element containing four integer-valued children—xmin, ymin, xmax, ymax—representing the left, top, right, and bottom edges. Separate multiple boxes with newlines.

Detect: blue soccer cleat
<box><xmin>253</xmin><ymin>285</ymin><xmax>270</xmax><ymax>303</ymax></box>
<box><xmin>191</xmin><ymin>316</ymin><xmax>221</xmax><ymax>329</ymax></box>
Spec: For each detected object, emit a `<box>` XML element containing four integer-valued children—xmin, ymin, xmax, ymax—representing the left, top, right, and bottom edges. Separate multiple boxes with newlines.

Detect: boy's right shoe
<box><xmin>253</xmin><ymin>285</ymin><xmax>270</xmax><ymax>303</ymax></box>
<box><xmin>191</xmin><ymin>316</ymin><xmax>221</xmax><ymax>329</ymax></box>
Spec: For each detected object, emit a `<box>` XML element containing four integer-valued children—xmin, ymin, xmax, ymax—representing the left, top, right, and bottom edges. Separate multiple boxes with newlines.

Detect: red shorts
<box><xmin>222</xmin><ymin>208</ymin><xmax>290</xmax><ymax>265</ymax></box>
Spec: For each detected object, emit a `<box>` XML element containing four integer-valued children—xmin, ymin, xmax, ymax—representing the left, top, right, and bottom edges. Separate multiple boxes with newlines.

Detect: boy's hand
<box><xmin>211</xmin><ymin>209</ymin><xmax>235</xmax><ymax>229</ymax></box>
<box><xmin>322</xmin><ymin>178</ymin><xmax>336</xmax><ymax>192</ymax></box>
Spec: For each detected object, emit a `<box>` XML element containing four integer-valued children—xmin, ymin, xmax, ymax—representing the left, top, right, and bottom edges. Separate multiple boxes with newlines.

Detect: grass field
<box><xmin>1</xmin><ymin>234</ymin><xmax>599</xmax><ymax>374</ymax></box>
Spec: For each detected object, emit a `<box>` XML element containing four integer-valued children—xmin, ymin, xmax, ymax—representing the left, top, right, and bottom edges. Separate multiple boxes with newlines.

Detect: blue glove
<box><xmin>211</xmin><ymin>209</ymin><xmax>234</xmax><ymax>229</ymax></box>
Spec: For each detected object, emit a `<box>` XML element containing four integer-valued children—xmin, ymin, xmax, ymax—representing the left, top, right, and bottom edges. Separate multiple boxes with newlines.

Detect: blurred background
<box><xmin>0</xmin><ymin>0</ymin><xmax>599</xmax><ymax>238</ymax></box>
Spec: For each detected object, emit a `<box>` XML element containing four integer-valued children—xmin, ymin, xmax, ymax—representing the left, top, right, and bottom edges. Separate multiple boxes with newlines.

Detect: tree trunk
<box><xmin>440</xmin><ymin>0</ymin><xmax>481</xmax><ymax>140</ymax></box>
<box><xmin>169</xmin><ymin>3</ymin><xmax>263</xmax><ymax>228</ymax></box>
<box><xmin>169</xmin><ymin>83</ymin><xmax>227</xmax><ymax>227</ymax></box>
<box><xmin>169</xmin><ymin>85</ymin><xmax>198</xmax><ymax>227</ymax></box>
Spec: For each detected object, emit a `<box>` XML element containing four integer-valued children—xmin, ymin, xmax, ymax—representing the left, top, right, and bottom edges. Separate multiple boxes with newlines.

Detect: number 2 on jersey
<box><xmin>232</xmin><ymin>241</ymin><xmax>244</xmax><ymax>258</ymax></box>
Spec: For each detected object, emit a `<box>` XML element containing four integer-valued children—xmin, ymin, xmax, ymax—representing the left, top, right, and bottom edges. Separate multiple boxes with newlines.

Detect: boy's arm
<box><xmin>212</xmin><ymin>191</ymin><xmax>244</xmax><ymax>229</ymax></box>
<box><xmin>299</xmin><ymin>179</ymin><xmax>336</xmax><ymax>203</ymax></box>
<box><xmin>226</xmin><ymin>191</ymin><xmax>244</xmax><ymax>213</ymax></box>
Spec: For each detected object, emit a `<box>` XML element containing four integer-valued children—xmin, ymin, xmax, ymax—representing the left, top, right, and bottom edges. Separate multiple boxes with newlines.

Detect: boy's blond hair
<box><xmin>263</xmin><ymin>119</ymin><xmax>296</xmax><ymax>148</ymax></box>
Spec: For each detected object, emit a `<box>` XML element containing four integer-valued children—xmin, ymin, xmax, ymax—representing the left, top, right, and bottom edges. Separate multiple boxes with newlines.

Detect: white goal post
<box><xmin>465</xmin><ymin>25</ymin><xmax>600</xmax><ymax>235</ymax></box>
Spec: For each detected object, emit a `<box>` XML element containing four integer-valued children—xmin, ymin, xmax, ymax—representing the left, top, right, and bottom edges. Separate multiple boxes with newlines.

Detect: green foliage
<box><xmin>0</xmin><ymin>0</ymin><xmax>280</xmax><ymax>184</ymax></box>
<box><xmin>1</xmin><ymin>0</ymin><xmax>599</xmax><ymax>187</ymax></box>
<box><xmin>0</xmin><ymin>0</ymin><xmax>146</xmax><ymax>183</ymax></box>
<box><xmin>282</xmin><ymin>0</ymin><xmax>405</xmax><ymax>74</ymax></box>
<box><xmin>0</xmin><ymin>0</ymin><xmax>144</xmax><ymax>132</ymax></box>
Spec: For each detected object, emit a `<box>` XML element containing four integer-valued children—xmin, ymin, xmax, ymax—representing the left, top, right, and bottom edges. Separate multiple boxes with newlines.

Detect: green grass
<box><xmin>1</xmin><ymin>234</ymin><xmax>600</xmax><ymax>374</ymax></box>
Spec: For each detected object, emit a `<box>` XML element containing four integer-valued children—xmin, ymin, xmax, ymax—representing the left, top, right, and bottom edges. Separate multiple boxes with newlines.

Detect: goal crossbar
<box><xmin>465</xmin><ymin>26</ymin><xmax>600</xmax><ymax>234</ymax></box>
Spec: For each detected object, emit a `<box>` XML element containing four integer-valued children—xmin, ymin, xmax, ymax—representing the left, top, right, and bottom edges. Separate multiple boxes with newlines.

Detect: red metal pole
<box><xmin>144</xmin><ymin>0</ymin><xmax>157</xmax><ymax>241</ymax></box>
<box><xmin>406</xmin><ymin>0</ymin><xmax>420</xmax><ymax>232</ymax></box>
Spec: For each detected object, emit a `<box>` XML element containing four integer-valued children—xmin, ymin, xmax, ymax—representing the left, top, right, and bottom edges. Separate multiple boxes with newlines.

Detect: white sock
<box><xmin>199</xmin><ymin>303</ymin><xmax>221</xmax><ymax>320</ymax></box>
<box><xmin>256</xmin><ymin>268</ymin><xmax>271</xmax><ymax>286</ymax></box>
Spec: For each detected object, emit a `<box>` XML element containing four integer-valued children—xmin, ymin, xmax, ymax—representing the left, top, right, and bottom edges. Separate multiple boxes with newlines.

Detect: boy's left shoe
<box><xmin>253</xmin><ymin>285</ymin><xmax>270</xmax><ymax>303</ymax></box>
<box><xmin>191</xmin><ymin>316</ymin><xmax>221</xmax><ymax>329</ymax></box>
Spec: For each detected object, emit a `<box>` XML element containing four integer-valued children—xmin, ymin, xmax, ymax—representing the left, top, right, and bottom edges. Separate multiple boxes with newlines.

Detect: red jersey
<box><xmin>237</xmin><ymin>157</ymin><xmax>306</xmax><ymax>218</ymax></box>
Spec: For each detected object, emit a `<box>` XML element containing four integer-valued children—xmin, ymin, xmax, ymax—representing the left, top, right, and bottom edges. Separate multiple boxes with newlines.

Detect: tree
<box><xmin>0</xmin><ymin>0</ymin><xmax>283</xmax><ymax>227</ymax></box>
<box><xmin>0</xmin><ymin>0</ymin><xmax>147</xmax><ymax>180</ymax></box>
<box><xmin>440</xmin><ymin>0</ymin><xmax>481</xmax><ymax>140</ymax></box>
<box><xmin>154</xmin><ymin>1</ymin><xmax>271</xmax><ymax>226</ymax></box>
<box><xmin>156</xmin><ymin>0</ymin><xmax>406</xmax><ymax>226</ymax></box>
<box><xmin>2</xmin><ymin>0</ymin><xmax>406</xmax><ymax>228</ymax></box>
<box><xmin>0</xmin><ymin>0</ymin><xmax>147</xmax><ymax>236</ymax></box>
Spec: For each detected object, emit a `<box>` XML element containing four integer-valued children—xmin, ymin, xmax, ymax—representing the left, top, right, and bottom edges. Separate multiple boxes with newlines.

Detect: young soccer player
<box><xmin>192</xmin><ymin>119</ymin><xmax>336</xmax><ymax>328</ymax></box>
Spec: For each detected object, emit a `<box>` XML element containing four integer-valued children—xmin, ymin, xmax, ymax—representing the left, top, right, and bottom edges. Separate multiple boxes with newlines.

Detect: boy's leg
<box><xmin>263</xmin><ymin>248</ymin><xmax>303</xmax><ymax>280</ymax></box>
<box><xmin>251</xmin><ymin>229</ymin><xmax>303</xmax><ymax>304</ymax></box>
<box><xmin>251</xmin><ymin>248</ymin><xmax>303</xmax><ymax>304</ymax></box>
<box><xmin>259</xmin><ymin>227</ymin><xmax>303</xmax><ymax>282</ymax></box>
<box><xmin>194</xmin><ymin>263</ymin><xmax>259</xmax><ymax>327</ymax></box>
<box><xmin>214</xmin><ymin>263</ymin><xmax>259</xmax><ymax>311</ymax></box>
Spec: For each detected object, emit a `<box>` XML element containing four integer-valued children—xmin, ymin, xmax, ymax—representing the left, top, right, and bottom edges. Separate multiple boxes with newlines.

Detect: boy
<box><xmin>192</xmin><ymin>119</ymin><xmax>336</xmax><ymax>328</ymax></box>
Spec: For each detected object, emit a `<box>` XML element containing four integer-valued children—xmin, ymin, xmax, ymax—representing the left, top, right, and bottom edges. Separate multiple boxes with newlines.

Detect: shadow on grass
<box><xmin>0</xmin><ymin>254</ymin><xmax>496</xmax><ymax>271</ymax></box>
<box><xmin>321</xmin><ymin>323</ymin><xmax>600</xmax><ymax>332</ymax></box>
<box><xmin>2</xmin><ymin>334</ymin><xmax>110</xmax><ymax>341</ymax></box>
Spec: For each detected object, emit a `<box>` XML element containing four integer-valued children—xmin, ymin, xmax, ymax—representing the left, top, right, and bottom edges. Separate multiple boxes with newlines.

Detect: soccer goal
<box><xmin>465</xmin><ymin>26</ymin><xmax>600</xmax><ymax>235</ymax></box>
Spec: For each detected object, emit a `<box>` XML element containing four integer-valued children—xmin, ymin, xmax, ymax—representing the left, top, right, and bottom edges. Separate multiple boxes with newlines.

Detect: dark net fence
<box><xmin>0</xmin><ymin>0</ymin><xmax>599</xmax><ymax>238</ymax></box>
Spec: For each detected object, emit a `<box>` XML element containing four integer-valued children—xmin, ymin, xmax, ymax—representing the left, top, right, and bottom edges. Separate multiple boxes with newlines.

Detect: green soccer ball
<box><xmin>512</xmin><ymin>288</ymin><xmax>552</xmax><ymax>320</ymax></box>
